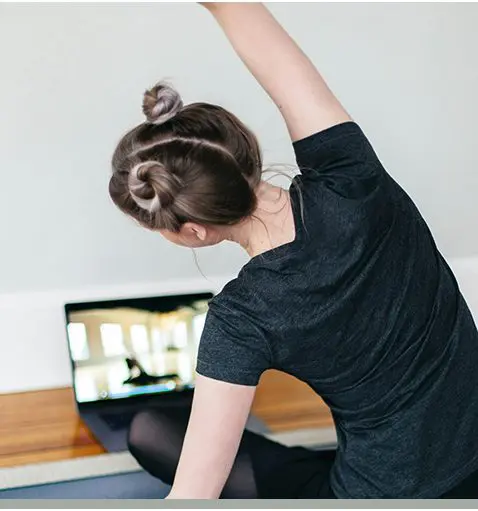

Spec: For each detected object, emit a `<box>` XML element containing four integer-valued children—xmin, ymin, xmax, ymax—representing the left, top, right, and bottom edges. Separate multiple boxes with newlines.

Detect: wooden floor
<box><xmin>0</xmin><ymin>370</ymin><xmax>333</xmax><ymax>468</ymax></box>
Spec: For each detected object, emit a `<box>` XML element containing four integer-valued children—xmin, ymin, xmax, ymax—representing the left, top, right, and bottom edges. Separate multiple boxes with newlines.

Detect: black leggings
<box><xmin>127</xmin><ymin>407</ymin><xmax>478</xmax><ymax>499</ymax></box>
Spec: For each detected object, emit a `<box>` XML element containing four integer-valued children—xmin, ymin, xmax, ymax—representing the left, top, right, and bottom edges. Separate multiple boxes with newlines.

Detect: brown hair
<box><xmin>109</xmin><ymin>82</ymin><xmax>263</xmax><ymax>232</ymax></box>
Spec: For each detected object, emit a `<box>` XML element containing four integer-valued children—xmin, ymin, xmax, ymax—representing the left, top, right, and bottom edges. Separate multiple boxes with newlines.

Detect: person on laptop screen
<box><xmin>107</xmin><ymin>3</ymin><xmax>478</xmax><ymax>499</ymax></box>
<box><xmin>122</xmin><ymin>357</ymin><xmax>179</xmax><ymax>387</ymax></box>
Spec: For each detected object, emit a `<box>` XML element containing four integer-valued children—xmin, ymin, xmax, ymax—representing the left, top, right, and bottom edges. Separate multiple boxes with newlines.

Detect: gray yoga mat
<box><xmin>0</xmin><ymin>470</ymin><xmax>169</xmax><ymax>500</ymax></box>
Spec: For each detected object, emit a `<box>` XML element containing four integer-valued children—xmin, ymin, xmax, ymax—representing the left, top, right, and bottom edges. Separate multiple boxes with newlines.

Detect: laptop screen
<box><xmin>64</xmin><ymin>293</ymin><xmax>213</xmax><ymax>403</ymax></box>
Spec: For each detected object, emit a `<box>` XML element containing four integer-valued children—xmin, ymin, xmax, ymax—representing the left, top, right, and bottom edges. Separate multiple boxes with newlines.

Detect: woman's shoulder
<box><xmin>198</xmin><ymin>275</ymin><xmax>273</xmax><ymax>386</ymax></box>
<box><xmin>209</xmin><ymin>274</ymin><xmax>256</xmax><ymax>316</ymax></box>
<box><xmin>208</xmin><ymin>269</ymin><xmax>281</xmax><ymax>327</ymax></box>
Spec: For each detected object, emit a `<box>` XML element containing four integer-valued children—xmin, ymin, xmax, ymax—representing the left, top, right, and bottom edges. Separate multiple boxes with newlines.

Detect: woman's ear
<box><xmin>181</xmin><ymin>222</ymin><xmax>207</xmax><ymax>242</ymax></box>
<box><xmin>191</xmin><ymin>224</ymin><xmax>207</xmax><ymax>242</ymax></box>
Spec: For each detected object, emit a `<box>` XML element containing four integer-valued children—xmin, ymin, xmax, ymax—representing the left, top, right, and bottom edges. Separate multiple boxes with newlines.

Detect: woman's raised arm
<box><xmin>202</xmin><ymin>2</ymin><xmax>351</xmax><ymax>141</ymax></box>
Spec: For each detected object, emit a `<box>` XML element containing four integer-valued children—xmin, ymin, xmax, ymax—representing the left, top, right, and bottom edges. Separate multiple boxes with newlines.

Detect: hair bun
<box><xmin>128</xmin><ymin>161</ymin><xmax>182</xmax><ymax>214</ymax></box>
<box><xmin>142</xmin><ymin>82</ymin><xmax>183</xmax><ymax>125</ymax></box>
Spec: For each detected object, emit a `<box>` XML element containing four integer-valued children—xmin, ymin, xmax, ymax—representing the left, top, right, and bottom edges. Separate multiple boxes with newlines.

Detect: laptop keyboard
<box><xmin>99</xmin><ymin>395</ymin><xmax>193</xmax><ymax>432</ymax></box>
<box><xmin>100</xmin><ymin>411</ymin><xmax>138</xmax><ymax>431</ymax></box>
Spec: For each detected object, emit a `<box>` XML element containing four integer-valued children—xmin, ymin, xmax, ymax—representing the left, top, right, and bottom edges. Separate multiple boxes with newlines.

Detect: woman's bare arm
<box><xmin>166</xmin><ymin>374</ymin><xmax>256</xmax><ymax>499</ymax></box>
<box><xmin>202</xmin><ymin>2</ymin><xmax>351</xmax><ymax>141</ymax></box>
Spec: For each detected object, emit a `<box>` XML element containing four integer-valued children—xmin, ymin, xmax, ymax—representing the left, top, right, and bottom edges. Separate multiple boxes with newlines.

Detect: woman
<box><xmin>109</xmin><ymin>3</ymin><xmax>478</xmax><ymax>499</ymax></box>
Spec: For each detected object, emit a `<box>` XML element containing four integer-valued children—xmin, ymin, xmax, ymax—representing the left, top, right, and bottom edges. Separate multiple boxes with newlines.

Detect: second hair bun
<box><xmin>143</xmin><ymin>82</ymin><xmax>183</xmax><ymax>125</ymax></box>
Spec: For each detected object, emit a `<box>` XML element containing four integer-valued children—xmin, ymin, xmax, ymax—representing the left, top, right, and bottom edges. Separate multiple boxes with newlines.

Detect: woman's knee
<box><xmin>127</xmin><ymin>407</ymin><xmax>189</xmax><ymax>483</ymax></box>
<box><xmin>127</xmin><ymin>409</ymin><xmax>160</xmax><ymax>458</ymax></box>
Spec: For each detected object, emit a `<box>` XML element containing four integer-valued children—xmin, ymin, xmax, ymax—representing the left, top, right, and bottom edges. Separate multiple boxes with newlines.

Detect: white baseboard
<box><xmin>0</xmin><ymin>258</ymin><xmax>477</xmax><ymax>395</ymax></box>
<box><xmin>0</xmin><ymin>451</ymin><xmax>140</xmax><ymax>491</ymax></box>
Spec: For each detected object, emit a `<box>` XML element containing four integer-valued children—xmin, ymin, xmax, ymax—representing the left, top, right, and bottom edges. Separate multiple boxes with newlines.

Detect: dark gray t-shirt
<box><xmin>196</xmin><ymin>121</ymin><xmax>478</xmax><ymax>498</ymax></box>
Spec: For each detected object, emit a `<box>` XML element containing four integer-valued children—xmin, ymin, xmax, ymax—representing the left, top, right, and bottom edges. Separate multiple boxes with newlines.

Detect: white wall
<box><xmin>1</xmin><ymin>3</ymin><xmax>477</xmax><ymax>393</ymax></box>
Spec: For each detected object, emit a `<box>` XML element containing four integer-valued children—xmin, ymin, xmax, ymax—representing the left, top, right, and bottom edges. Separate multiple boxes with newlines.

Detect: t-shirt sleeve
<box><xmin>293</xmin><ymin>121</ymin><xmax>385</xmax><ymax>200</ymax></box>
<box><xmin>195</xmin><ymin>303</ymin><xmax>272</xmax><ymax>386</ymax></box>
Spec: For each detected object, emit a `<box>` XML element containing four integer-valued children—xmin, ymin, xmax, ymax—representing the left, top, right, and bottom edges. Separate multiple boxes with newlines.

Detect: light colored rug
<box><xmin>0</xmin><ymin>427</ymin><xmax>337</xmax><ymax>491</ymax></box>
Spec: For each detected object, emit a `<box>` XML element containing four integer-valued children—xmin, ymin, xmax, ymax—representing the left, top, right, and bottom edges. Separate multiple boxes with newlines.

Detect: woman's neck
<box><xmin>228</xmin><ymin>181</ymin><xmax>296</xmax><ymax>258</ymax></box>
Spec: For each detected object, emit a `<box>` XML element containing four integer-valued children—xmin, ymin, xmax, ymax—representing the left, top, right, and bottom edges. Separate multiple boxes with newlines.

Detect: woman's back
<box><xmin>197</xmin><ymin>122</ymin><xmax>478</xmax><ymax>497</ymax></box>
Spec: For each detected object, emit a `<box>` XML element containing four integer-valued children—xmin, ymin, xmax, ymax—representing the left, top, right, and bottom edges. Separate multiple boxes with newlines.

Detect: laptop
<box><xmin>64</xmin><ymin>292</ymin><xmax>212</xmax><ymax>452</ymax></box>
<box><xmin>64</xmin><ymin>292</ymin><xmax>268</xmax><ymax>452</ymax></box>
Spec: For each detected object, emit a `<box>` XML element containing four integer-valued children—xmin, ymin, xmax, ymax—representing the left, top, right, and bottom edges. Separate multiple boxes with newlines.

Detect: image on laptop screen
<box><xmin>64</xmin><ymin>293</ymin><xmax>213</xmax><ymax>403</ymax></box>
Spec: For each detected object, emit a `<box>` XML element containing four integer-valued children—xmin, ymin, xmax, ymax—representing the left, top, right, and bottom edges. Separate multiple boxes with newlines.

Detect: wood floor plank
<box><xmin>252</xmin><ymin>370</ymin><xmax>333</xmax><ymax>431</ymax></box>
<box><xmin>0</xmin><ymin>388</ymin><xmax>101</xmax><ymax>465</ymax></box>
<box><xmin>0</xmin><ymin>445</ymin><xmax>105</xmax><ymax>468</ymax></box>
